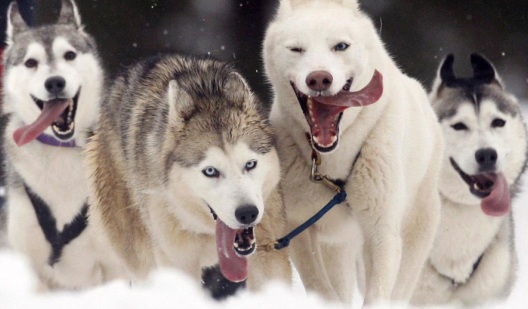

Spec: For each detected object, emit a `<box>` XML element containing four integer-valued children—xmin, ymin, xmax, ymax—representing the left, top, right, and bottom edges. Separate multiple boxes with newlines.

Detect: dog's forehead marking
<box><xmin>24</xmin><ymin>42</ymin><xmax>46</xmax><ymax>62</ymax></box>
<box><xmin>52</xmin><ymin>36</ymin><xmax>76</xmax><ymax>55</ymax></box>
<box><xmin>435</xmin><ymin>85</ymin><xmax>519</xmax><ymax>122</ymax></box>
<box><xmin>172</xmin><ymin>125</ymin><xmax>272</xmax><ymax>169</ymax></box>
<box><xmin>5</xmin><ymin>25</ymin><xmax>95</xmax><ymax>68</ymax></box>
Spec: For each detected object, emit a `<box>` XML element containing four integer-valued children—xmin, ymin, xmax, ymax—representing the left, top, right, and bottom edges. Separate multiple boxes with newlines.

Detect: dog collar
<box><xmin>37</xmin><ymin>133</ymin><xmax>76</xmax><ymax>148</ymax></box>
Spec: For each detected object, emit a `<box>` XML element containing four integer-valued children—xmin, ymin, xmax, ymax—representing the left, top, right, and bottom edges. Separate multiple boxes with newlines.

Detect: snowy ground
<box><xmin>0</xmin><ymin>104</ymin><xmax>527</xmax><ymax>309</ymax></box>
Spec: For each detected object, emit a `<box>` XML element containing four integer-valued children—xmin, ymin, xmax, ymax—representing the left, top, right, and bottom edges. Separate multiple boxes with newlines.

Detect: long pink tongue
<box><xmin>13</xmin><ymin>100</ymin><xmax>69</xmax><ymax>147</ymax></box>
<box><xmin>216</xmin><ymin>219</ymin><xmax>247</xmax><ymax>283</ymax></box>
<box><xmin>481</xmin><ymin>172</ymin><xmax>510</xmax><ymax>216</ymax></box>
<box><xmin>315</xmin><ymin>70</ymin><xmax>383</xmax><ymax>107</ymax></box>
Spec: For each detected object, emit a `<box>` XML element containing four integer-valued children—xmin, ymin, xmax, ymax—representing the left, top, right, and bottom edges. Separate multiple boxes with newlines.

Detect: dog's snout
<box><xmin>45</xmin><ymin>76</ymin><xmax>66</xmax><ymax>96</ymax></box>
<box><xmin>306</xmin><ymin>71</ymin><xmax>333</xmax><ymax>92</ymax></box>
<box><xmin>235</xmin><ymin>205</ymin><xmax>259</xmax><ymax>225</ymax></box>
<box><xmin>475</xmin><ymin>148</ymin><xmax>497</xmax><ymax>170</ymax></box>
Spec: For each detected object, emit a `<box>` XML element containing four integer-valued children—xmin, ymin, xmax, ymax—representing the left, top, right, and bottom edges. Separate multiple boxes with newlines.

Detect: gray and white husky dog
<box><xmin>87</xmin><ymin>54</ymin><xmax>291</xmax><ymax>289</ymax></box>
<box><xmin>412</xmin><ymin>53</ymin><xmax>527</xmax><ymax>306</ymax></box>
<box><xmin>2</xmin><ymin>0</ymin><xmax>123</xmax><ymax>289</ymax></box>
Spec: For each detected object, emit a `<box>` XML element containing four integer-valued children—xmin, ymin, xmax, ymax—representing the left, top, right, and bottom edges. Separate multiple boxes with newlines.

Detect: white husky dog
<box><xmin>2</xmin><ymin>0</ymin><xmax>123</xmax><ymax>289</ymax></box>
<box><xmin>412</xmin><ymin>54</ymin><xmax>527</xmax><ymax>306</ymax></box>
<box><xmin>263</xmin><ymin>0</ymin><xmax>444</xmax><ymax>305</ymax></box>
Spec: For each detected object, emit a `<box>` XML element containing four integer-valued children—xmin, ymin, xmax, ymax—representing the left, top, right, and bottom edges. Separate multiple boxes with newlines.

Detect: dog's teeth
<box><xmin>308</xmin><ymin>97</ymin><xmax>315</xmax><ymax>122</ymax></box>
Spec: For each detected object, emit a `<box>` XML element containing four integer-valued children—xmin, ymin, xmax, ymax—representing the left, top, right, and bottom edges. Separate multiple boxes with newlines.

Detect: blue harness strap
<box><xmin>259</xmin><ymin>136</ymin><xmax>358</xmax><ymax>252</ymax></box>
<box><xmin>272</xmin><ymin>190</ymin><xmax>347</xmax><ymax>251</ymax></box>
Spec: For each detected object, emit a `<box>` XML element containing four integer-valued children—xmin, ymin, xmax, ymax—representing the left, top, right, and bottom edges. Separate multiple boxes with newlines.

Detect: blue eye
<box><xmin>333</xmin><ymin>42</ymin><xmax>350</xmax><ymax>51</ymax></box>
<box><xmin>245</xmin><ymin>160</ymin><xmax>257</xmax><ymax>171</ymax></box>
<box><xmin>202</xmin><ymin>167</ymin><xmax>220</xmax><ymax>178</ymax></box>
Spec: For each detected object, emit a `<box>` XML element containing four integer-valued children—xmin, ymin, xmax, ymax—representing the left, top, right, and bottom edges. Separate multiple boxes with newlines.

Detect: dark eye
<box><xmin>202</xmin><ymin>167</ymin><xmax>220</xmax><ymax>178</ymax></box>
<box><xmin>289</xmin><ymin>47</ymin><xmax>304</xmax><ymax>53</ymax></box>
<box><xmin>333</xmin><ymin>42</ymin><xmax>350</xmax><ymax>51</ymax></box>
<box><xmin>491</xmin><ymin>118</ymin><xmax>506</xmax><ymax>128</ymax></box>
<box><xmin>245</xmin><ymin>160</ymin><xmax>257</xmax><ymax>171</ymax></box>
<box><xmin>24</xmin><ymin>58</ymin><xmax>38</xmax><ymax>68</ymax></box>
<box><xmin>451</xmin><ymin>122</ymin><xmax>468</xmax><ymax>131</ymax></box>
<box><xmin>64</xmin><ymin>51</ymin><xmax>77</xmax><ymax>61</ymax></box>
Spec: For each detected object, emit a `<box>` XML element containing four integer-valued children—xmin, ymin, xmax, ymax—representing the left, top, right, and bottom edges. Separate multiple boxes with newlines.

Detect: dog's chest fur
<box><xmin>5</xmin><ymin>123</ymin><xmax>88</xmax><ymax>226</ymax></box>
<box><xmin>429</xmin><ymin>195</ymin><xmax>503</xmax><ymax>282</ymax></box>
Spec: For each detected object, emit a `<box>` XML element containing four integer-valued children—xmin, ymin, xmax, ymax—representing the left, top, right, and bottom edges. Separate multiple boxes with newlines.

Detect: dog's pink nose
<box><xmin>306</xmin><ymin>71</ymin><xmax>333</xmax><ymax>92</ymax></box>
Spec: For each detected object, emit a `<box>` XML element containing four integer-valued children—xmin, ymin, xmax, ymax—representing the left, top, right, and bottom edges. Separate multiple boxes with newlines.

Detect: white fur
<box><xmin>263</xmin><ymin>0</ymin><xmax>443</xmax><ymax>305</ymax></box>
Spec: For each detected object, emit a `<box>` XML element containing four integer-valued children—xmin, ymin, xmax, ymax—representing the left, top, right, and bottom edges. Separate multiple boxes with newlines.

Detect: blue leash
<box><xmin>270</xmin><ymin>190</ymin><xmax>347</xmax><ymax>251</ymax></box>
<box><xmin>260</xmin><ymin>146</ymin><xmax>354</xmax><ymax>252</ymax></box>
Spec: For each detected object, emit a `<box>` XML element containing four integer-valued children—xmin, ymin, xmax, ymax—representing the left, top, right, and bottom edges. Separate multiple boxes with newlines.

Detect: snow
<box><xmin>1</xmin><ymin>107</ymin><xmax>527</xmax><ymax>309</ymax></box>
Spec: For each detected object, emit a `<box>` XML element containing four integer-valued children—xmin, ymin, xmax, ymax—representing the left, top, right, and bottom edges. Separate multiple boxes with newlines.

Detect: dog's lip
<box><xmin>208</xmin><ymin>205</ymin><xmax>257</xmax><ymax>257</ymax></box>
<box><xmin>31</xmin><ymin>89</ymin><xmax>80</xmax><ymax>140</ymax></box>
<box><xmin>450</xmin><ymin>158</ymin><xmax>496</xmax><ymax>198</ymax></box>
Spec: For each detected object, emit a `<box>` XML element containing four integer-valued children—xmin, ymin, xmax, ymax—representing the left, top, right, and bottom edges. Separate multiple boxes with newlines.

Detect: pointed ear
<box><xmin>430</xmin><ymin>54</ymin><xmax>455</xmax><ymax>99</ymax></box>
<box><xmin>439</xmin><ymin>54</ymin><xmax>456</xmax><ymax>86</ymax></box>
<box><xmin>224</xmin><ymin>72</ymin><xmax>253</xmax><ymax>107</ymax></box>
<box><xmin>276</xmin><ymin>0</ymin><xmax>294</xmax><ymax>19</ymax></box>
<box><xmin>6</xmin><ymin>1</ymin><xmax>29</xmax><ymax>44</ymax></box>
<box><xmin>58</xmin><ymin>0</ymin><xmax>83</xmax><ymax>28</ymax></box>
<box><xmin>470</xmin><ymin>53</ymin><xmax>502</xmax><ymax>88</ymax></box>
<box><xmin>167</xmin><ymin>80</ymin><xmax>194</xmax><ymax>125</ymax></box>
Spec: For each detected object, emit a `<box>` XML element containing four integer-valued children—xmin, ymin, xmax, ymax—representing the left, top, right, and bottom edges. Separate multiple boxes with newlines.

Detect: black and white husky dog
<box><xmin>2</xmin><ymin>0</ymin><xmax>123</xmax><ymax>289</ymax></box>
<box><xmin>412</xmin><ymin>54</ymin><xmax>527</xmax><ymax>306</ymax></box>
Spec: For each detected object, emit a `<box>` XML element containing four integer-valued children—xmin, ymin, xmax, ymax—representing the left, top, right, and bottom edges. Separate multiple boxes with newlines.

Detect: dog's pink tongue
<box><xmin>216</xmin><ymin>219</ymin><xmax>247</xmax><ymax>283</ymax></box>
<box><xmin>13</xmin><ymin>100</ymin><xmax>69</xmax><ymax>147</ymax></box>
<box><xmin>481</xmin><ymin>172</ymin><xmax>510</xmax><ymax>217</ymax></box>
<box><xmin>315</xmin><ymin>70</ymin><xmax>383</xmax><ymax>107</ymax></box>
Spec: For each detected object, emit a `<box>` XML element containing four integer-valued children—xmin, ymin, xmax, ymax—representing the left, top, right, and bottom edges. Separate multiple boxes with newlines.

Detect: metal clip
<box><xmin>311</xmin><ymin>156</ymin><xmax>323</xmax><ymax>183</ymax></box>
<box><xmin>310</xmin><ymin>150</ymin><xmax>341</xmax><ymax>193</ymax></box>
<box><xmin>258</xmin><ymin>241</ymin><xmax>278</xmax><ymax>252</ymax></box>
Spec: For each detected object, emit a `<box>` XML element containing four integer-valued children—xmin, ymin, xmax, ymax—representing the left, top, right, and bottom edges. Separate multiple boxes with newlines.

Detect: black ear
<box><xmin>470</xmin><ymin>53</ymin><xmax>495</xmax><ymax>84</ymax></box>
<box><xmin>439</xmin><ymin>54</ymin><xmax>456</xmax><ymax>86</ymax></box>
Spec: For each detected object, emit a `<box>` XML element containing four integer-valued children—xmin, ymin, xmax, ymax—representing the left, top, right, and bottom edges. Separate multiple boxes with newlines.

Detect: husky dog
<box><xmin>412</xmin><ymin>54</ymin><xmax>527</xmax><ymax>306</ymax></box>
<box><xmin>263</xmin><ymin>0</ymin><xmax>444</xmax><ymax>305</ymax></box>
<box><xmin>87</xmin><ymin>54</ymin><xmax>291</xmax><ymax>289</ymax></box>
<box><xmin>2</xmin><ymin>0</ymin><xmax>122</xmax><ymax>288</ymax></box>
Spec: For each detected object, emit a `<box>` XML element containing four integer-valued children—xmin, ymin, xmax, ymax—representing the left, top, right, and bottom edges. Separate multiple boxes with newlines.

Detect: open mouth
<box><xmin>450</xmin><ymin>158</ymin><xmax>495</xmax><ymax>198</ymax></box>
<box><xmin>209</xmin><ymin>207</ymin><xmax>256</xmax><ymax>283</ymax></box>
<box><xmin>13</xmin><ymin>89</ymin><xmax>80</xmax><ymax>146</ymax></box>
<box><xmin>291</xmin><ymin>70</ymin><xmax>383</xmax><ymax>153</ymax></box>
<box><xmin>32</xmin><ymin>90</ymin><xmax>80</xmax><ymax>139</ymax></box>
<box><xmin>449</xmin><ymin>158</ymin><xmax>510</xmax><ymax>216</ymax></box>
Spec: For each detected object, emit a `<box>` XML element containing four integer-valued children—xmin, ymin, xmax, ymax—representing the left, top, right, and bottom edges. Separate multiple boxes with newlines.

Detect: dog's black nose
<box><xmin>45</xmin><ymin>76</ymin><xmax>66</xmax><ymax>96</ymax></box>
<box><xmin>475</xmin><ymin>148</ymin><xmax>497</xmax><ymax>170</ymax></box>
<box><xmin>235</xmin><ymin>205</ymin><xmax>259</xmax><ymax>225</ymax></box>
<box><xmin>306</xmin><ymin>71</ymin><xmax>333</xmax><ymax>92</ymax></box>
